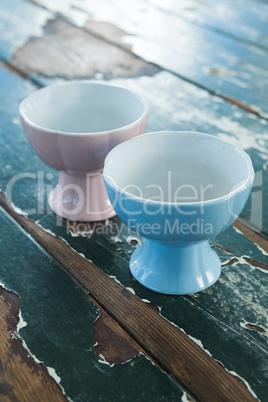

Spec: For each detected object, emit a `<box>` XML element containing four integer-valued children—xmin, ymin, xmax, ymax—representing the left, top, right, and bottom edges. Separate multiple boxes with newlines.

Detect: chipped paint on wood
<box><xmin>0</xmin><ymin>0</ymin><xmax>52</xmax><ymax>60</ymax></box>
<box><xmin>0</xmin><ymin>4</ymin><xmax>267</xmax><ymax>399</ymax></box>
<box><xmin>240</xmin><ymin>319</ymin><xmax>267</xmax><ymax>335</ymax></box>
<box><xmin>109</xmin><ymin>72</ymin><xmax>268</xmax><ymax>234</ymax></box>
<box><xmin>1</xmin><ymin>28</ymin><xmax>268</xmax><ymax>232</ymax></box>
<box><xmin>0</xmin><ymin>194</ymin><xmax>258</xmax><ymax>401</ymax></box>
<box><xmin>31</xmin><ymin>0</ymin><xmax>268</xmax><ymax>115</ymax></box>
<box><xmin>0</xmin><ymin>285</ymin><xmax>67</xmax><ymax>401</ymax></box>
<box><xmin>162</xmin><ymin>308</ymin><xmax>259</xmax><ymax>401</ymax></box>
<box><xmin>11</xmin><ymin>18</ymin><xmax>160</xmax><ymax>81</ymax></box>
<box><xmin>147</xmin><ymin>0</ymin><xmax>268</xmax><ymax>49</ymax></box>
<box><xmin>90</xmin><ymin>297</ymin><xmax>141</xmax><ymax>366</ymax></box>
<box><xmin>0</xmin><ymin>204</ymin><xmax>186</xmax><ymax>401</ymax></box>
<box><xmin>181</xmin><ymin>391</ymin><xmax>195</xmax><ymax>402</ymax></box>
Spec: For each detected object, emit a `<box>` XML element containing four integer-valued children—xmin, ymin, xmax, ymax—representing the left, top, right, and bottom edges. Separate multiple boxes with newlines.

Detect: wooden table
<box><xmin>0</xmin><ymin>0</ymin><xmax>267</xmax><ymax>401</ymax></box>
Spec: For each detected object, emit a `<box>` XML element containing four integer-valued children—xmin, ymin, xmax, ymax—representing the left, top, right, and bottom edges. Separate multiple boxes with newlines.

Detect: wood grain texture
<box><xmin>0</xmin><ymin>62</ymin><xmax>266</xmax><ymax>234</ymax></box>
<box><xmin>0</xmin><ymin>207</ymin><xmax>185</xmax><ymax>402</ymax></box>
<box><xmin>0</xmin><ymin>191</ymin><xmax>257</xmax><ymax>402</ymax></box>
<box><xmin>234</xmin><ymin>220</ymin><xmax>268</xmax><ymax>252</ymax></box>
<box><xmin>11</xmin><ymin>19</ymin><xmax>160</xmax><ymax>80</ymax></box>
<box><xmin>146</xmin><ymin>0</ymin><xmax>268</xmax><ymax>49</ymax></box>
<box><xmin>90</xmin><ymin>296</ymin><xmax>143</xmax><ymax>366</ymax></box>
<box><xmin>0</xmin><ymin>285</ymin><xmax>67</xmax><ymax>402</ymax></box>
<box><xmin>29</xmin><ymin>0</ymin><xmax>268</xmax><ymax>116</ymax></box>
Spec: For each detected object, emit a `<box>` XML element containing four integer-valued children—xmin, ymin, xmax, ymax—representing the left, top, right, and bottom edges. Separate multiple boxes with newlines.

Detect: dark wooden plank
<box><xmin>90</xmin><ymin>296</ymin><xmax>151</xmax><ymax>366</ymax></box>
<box><xmin>0</xmin><ymin>191</ymin><xmax>257</xmax><ymax>402</ymax></box>
<box><xmin>0</xmin><ymin>205</ymin><xmax>184</xmax><ymax>402</ymax></box>
<box><xmin>0</xmin><ymin>286</ymin><xmax>67</xmax><ymax>402</ymax></box>
<box><xmin>26</xmin><ymin>0</ymin><xmax>268</xmax><ymax>115</ymax></box>
<box><xmin>0</xmin><ymin>28</ymin><xmax>267</xmax><ymax>401</ymax></box>
<box><xmin>234</xmin><ymin>220</ymin><xmax>268</xmax><ymax>253</ymax></box>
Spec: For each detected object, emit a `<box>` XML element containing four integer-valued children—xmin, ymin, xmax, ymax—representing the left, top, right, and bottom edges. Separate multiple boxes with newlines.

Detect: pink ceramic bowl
<box><xmin>19</xmin><ymin>81</ymin><xmax>149</xmax><ymax>221</ymax></box>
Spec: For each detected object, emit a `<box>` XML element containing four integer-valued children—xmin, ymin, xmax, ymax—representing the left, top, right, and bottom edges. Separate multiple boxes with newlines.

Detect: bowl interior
<box><xmin>20</xmin><ymin>82</ymin><xmax>147</xmax><ymax>134</ymax></box>
<box><xmin>105</xmin><ymin>131</ymin><xmax>253</xmax><ymax>203</ymax></box>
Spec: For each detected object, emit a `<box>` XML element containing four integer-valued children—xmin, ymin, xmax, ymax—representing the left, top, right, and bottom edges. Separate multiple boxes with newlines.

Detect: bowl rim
<box><xmin>104</xmin><ymin>131</ymin><xmax>255</xmax><ymax>206</ymax></box>
<box><xmin>19</xmin><ymin>80</ymin><xmax>149</xmax><ymax>136</ymax></box>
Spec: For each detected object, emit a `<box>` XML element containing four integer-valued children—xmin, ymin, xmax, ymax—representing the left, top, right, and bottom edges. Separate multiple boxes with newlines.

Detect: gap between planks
<box><xmin>234</xmin><ymin>219</ymin><xmax>268</xmax><ymax>252</ymax></box>
<box><xmin>0</xmin><ymin>13</ymin><xmax>266</xmax><ymax>121</ymax></box>
<box><xmin>28</xmin><ymin>0</ymin><xmax>268</xmax><ymax>119</ymax></box>
<box><xmin>0</xmin><ymin>191</ymin><xmax>257</xmax><ymax>402</ymax></box>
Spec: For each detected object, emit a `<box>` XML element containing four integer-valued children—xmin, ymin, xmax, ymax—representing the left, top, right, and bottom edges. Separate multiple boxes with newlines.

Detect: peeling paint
<box><xmin>126</xmin><ymin>235</ymin><xmax>142</xmax><ymax>247</ymax></box>
<box><xmin>111</xmin><ymin>235</ymin><xmax>123</xmax><ymax>243</ymax></box>
<box><xmin>10</xmin><ymin>201</ymin><xmax>28</xmax><ymax>216</ymax></box>
<box><xmin>141</xmin><ymin>298</ymin><xmax>152</xmax><ymax>303</ymax></box>
<box><xmin>159</xmin><ymin>310</ymin><xmax>259</xmax><ymax>400</ymax></box>
<box><xmin>181</xmin><ymin>391</ymin><xmax>195</xmax><ymax>402</ymax></box>
<box><xmin>126</xmin><ymin>287</ymin><xmax>136</xmax><ymax>295</ymax></box>
<box><xmin>35</xmin><ymin>221</ymin><xmax>57</xmax><ymax>237</ymax></box>
<box><xmin>11</xmin><ymin>18</ymin><xmax>160</xmax><ymax>80</ymax></box>
<box><xmin>233</xmin><ymin>226</ymin><xmax>268</xmax><ymax>256</ymax></box>
<box><xmin>240</xmin><ymin>319</ymin><xmax>267</xmax><ymax>335</ymax></box>
<box><xmin>108</xmin><ymin>274</ymin><xmax>124</xmax><ymax>286</ymax></box>
<box><xmin>36</xmin><ymin>220</ymin><xmax>93</xmax><ymax>263</ymax></box>
<box><xmin>227</xmin><ymin>370</ymin><xmax>259</xmax><ymax>401</ymax></box>
<box><xmin>68</xmin><ymin>228</ymin><xmax>94</xmax><ymax>238</ymax></box>
<box><xmin>19</xmin><ymin>335</ymin><xmax>70</xmax><ymax>399</ymax></box>
<box><xmin>255</xmin><ymin>243</ymin><xmax>268</xmax><ymax>256</ymax></box>
<box><xmin>221</xmin><ymin>255</ymin><xmax>268</xmax><ymax>274</ymax></box>
<box><xmin>98</xmin><ymin>353</ymin><xmax>115</xmax><ymax>367</ymax></box>
<box><xmin>0</xmin><ymin>0</ymin><xmax>52</xmax><ymax>58</ymax></box>
<box><xmin>17</xmin><ymin>310</ymin><xmax>27</xmax><ymax>332</ymax></box>
<box><xmin>0</xmin><ymin>283</ymin><xmax>70</xmax><ymax>400</ymax></box>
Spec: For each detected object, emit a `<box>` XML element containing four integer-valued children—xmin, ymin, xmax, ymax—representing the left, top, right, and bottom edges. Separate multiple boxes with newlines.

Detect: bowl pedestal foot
<box><xmin>48</xmin><ymin>170</ymin><xmax>116</xmax><ymax>222</ymax></box>
<box><xmin>130</xmin><ymin>239</ymin><xmax>221</xmax><ymax>295</ymax></box>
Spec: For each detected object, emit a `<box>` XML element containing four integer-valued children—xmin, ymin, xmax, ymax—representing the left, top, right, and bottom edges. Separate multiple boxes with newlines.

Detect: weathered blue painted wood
<box><xmin>35</xmin><ymin>214</ymin><xmax>268</xmax><ymax>401</ymax></box>
<box><xmin>147</xmin><ymin>0</ymin><xmax>268</xmax><ymax>49</ymax></box>
<box><xmin>0</xmin><ymin>64</ymin><xmax>267</xmax><ymax>400</ymax></box>
<box><xmin>0</xmin><ymin>0</ymin><xmax>52</xmax><ymax>62</ymax></box>
<box><xmin>0</xmin><ymin>206</ymin><xmax>186</xmax><ymax>401</ymax></box>
<box><xmin>0</xmin><ymin>65</ymin><xmax>266</xmax><ymax>234</ymax></box>
<box><xmin>0</xmin><ymin>1</ymin><xmax>267</xmax><ymax>400</ymax></box>
<box><xmin>22</xmin><ymin>0</ymin><xmax>268</xmax><ymax>116</ymax></box>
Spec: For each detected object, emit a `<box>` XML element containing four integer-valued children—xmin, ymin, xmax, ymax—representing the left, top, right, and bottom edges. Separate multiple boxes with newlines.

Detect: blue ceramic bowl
<box><xmin>104</xmin><ymin>131</ymin><xmax>254</xmax><ymax>294</ymax></box>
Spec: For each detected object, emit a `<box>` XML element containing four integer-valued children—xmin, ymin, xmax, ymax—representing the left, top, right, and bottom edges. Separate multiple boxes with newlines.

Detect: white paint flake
<box><xmin>98</xmin><ymin>353</ymin><xmax>115</xmax><ymax>367</ymax></box>
<box><xmin>17</xmin><ymin>310</ymin><xmax>27</xmax><ymax>332</ymax></box>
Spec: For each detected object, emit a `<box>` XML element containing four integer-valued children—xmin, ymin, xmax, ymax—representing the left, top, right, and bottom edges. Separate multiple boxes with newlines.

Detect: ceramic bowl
<box><xmin>19</xmin><ymin>81</ymin><xmax>149</xmax><ymax>221</ymax></box>
<box><xmin>104</xmin><ymin>131</ymin><xmax>254</xmax><ymax>294</ymax></box>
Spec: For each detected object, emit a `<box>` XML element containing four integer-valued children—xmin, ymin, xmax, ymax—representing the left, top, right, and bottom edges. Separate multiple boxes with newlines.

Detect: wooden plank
<box><xmin>0</xmin><ymin>191</ymin><xmax>257</xmax><ymax>402</ymax></box>
<box><xmin>0</xmin><ymin>63</ymin><xmax>266</xmax><ymax>234</ymax></box>
<box><xmin>0</xmin><ymin>285</ymin><xmax>67</xmax><ymax>402</ymax></box>
<box><xmin>146</xmin><ymin>0</ymin><xmax>268</xmax><ymax>49</ymax></box>
<box><xmin>0</xmin><ymin>0</ymin><xmax>52</xmax><ymax>61</ymax></box>
<box><xmin>26</xmin><ymin>0</ymin><xmax>268</xmax><ymax>116</ymax></box>
<box><xmin>234</xmin><ymin>219</ymin><xmax>268</xmax><ymax>253</ymax></box>
<box><xmin>0</xmin><ymin>3</ymin><xmax>266</xmax><ymax>401</ymax></box>
<box><xmin>0</xmin><ymin>205</ymin><xmax>184</xmax><ymax>401</ymax></box>
<box><xmin>0</xmin><ymin>38</ymin><xmax>267</xmax><ymax>400</ymax></box>
<box><xmin>11</xmin><ymin>19</ymin><xmax>160</xmax><ymax>81</ymax></box>
<box><xmin>31</xmin><ymin>0</ymin><xmax>268</xmax><ymax>50</ymax></box>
